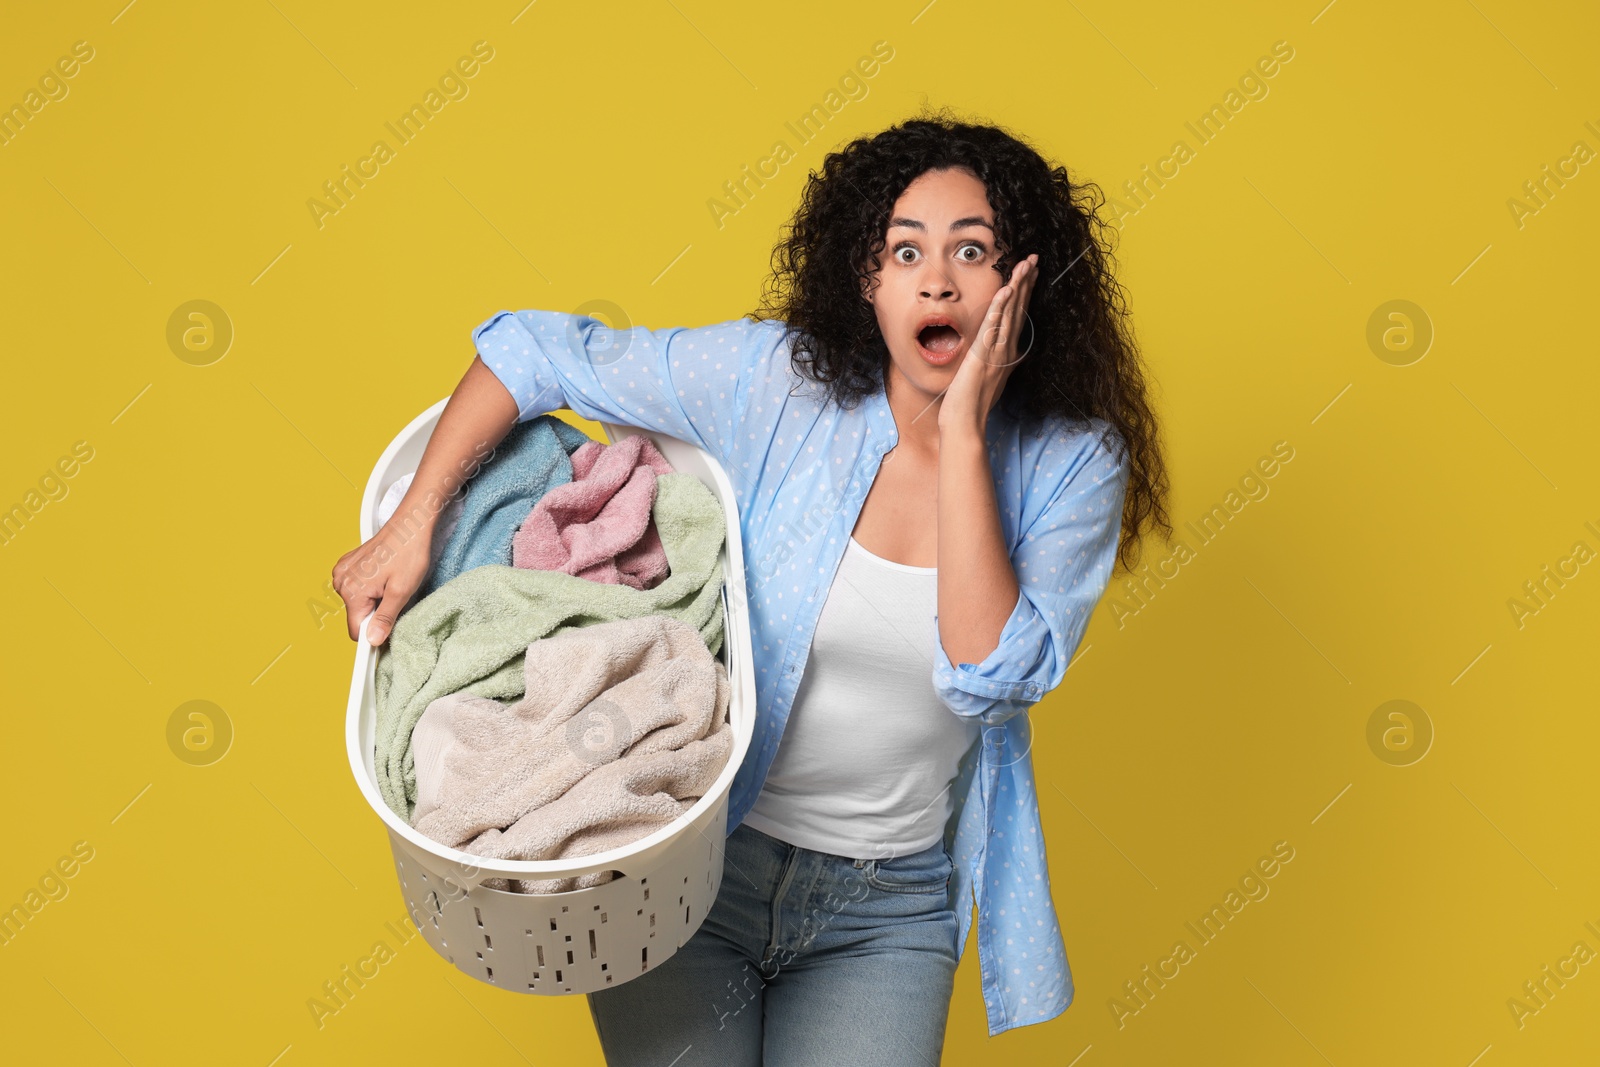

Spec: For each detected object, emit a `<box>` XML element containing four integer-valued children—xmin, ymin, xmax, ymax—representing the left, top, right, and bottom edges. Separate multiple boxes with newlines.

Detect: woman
<box><xmin>332</xmin><ymin>111</ymin><xmax>1169</xmax><ymax>1064</ymax></box>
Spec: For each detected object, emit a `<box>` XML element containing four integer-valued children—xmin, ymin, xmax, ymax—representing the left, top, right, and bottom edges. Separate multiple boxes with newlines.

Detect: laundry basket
<box><xmin>344</xmin><ymin>398</ymin><xmax>756</xmax><ymax>996</ymax></box>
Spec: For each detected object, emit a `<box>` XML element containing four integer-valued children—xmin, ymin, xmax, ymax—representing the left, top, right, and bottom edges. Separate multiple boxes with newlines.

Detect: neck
<box><xmin>883</xmin><ymin>361</ymin><xmax>945</xmax><ymax>459</ymax></box>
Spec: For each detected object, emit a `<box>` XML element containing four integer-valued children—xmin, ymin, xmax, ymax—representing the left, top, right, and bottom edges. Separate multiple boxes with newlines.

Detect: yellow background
<box><xmin>2</xmin><ymin>0</ymin><xmax>1596</xmax><ymax>1063</ymax></box>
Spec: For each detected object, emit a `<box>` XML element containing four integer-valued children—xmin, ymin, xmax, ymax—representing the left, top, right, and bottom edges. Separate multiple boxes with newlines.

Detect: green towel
<box><xmin>374</xmin><ymin>471</ymin><xmax>728</xmax><ymax>822</ymax></box>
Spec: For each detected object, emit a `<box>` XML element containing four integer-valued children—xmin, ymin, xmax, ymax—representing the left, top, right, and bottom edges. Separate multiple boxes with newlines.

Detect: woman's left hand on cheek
<box><xmin>939</xmin><ymin>252</ymin><xmax>1038</xmax><ymax>436</ymax></box>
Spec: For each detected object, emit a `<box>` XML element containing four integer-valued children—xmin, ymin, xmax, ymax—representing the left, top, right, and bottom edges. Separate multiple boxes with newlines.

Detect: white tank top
<box><xmin>743</xmin><ymin>536</ymin><xmax>982</xmax><ymax>858</ymax></box>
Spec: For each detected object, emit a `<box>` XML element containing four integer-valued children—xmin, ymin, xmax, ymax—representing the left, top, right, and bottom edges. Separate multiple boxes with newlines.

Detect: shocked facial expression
<box><xmin>861</xmin><ymin>166</ymin><xmax>1008</xmax><ymax>396</ymax></box>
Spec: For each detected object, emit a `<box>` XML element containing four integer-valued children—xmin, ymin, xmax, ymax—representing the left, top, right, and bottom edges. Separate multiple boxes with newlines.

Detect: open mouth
<box><xmin>917</xmin><ymin>324</ymin><xmax>962</xmax><ymax>353</ymax></box>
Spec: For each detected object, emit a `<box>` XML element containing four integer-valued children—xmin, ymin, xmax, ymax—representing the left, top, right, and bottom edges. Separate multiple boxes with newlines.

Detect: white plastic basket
<box><xmin>345</xmin><ymin>398</ymin><xmax>756</xmax><ymax>996</ymax></box>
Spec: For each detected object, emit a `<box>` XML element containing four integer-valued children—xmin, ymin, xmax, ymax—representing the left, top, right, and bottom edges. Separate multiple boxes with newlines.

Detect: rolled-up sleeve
<box><xmin>932</xmin><ymin>428</ymin><xmax>1130</xmax><ymax>726</ymax></box>
<box><xmin>472</xmin><ymin>309</ymin><xmax>779</xmax><ymax>468</ymax></box>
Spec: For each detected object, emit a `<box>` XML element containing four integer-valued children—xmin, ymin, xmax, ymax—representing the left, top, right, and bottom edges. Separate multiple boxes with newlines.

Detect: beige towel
<box><xmin>410</xmin><ymin>614</ymin><xmax>732</xmax><ymax>894</ymax></box>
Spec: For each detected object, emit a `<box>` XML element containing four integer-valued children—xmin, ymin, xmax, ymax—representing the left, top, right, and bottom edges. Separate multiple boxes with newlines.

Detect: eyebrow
<box><xmin>888</xmin><ymin>215</ymin><xmax>994</xmax><ymax>234</ymax></box>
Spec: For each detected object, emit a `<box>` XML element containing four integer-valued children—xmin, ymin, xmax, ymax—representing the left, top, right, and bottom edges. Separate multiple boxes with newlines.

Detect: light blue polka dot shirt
<box><xmin>473</xmin><ymin>307</ymin><xmax>1130</xmax><ymax>1037</ymax></box>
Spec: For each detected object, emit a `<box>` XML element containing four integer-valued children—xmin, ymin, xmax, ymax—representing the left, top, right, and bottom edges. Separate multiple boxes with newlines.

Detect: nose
<box><xmin>918</xmin><ymin>264</ymin><xmax>956</xmax><ymax>301</ymax></box>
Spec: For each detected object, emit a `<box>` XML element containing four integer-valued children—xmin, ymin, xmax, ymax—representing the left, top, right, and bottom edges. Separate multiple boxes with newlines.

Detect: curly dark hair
<box><xmin>748</xmin><ymin>107</ymin><xmax>1171</xmax><ymax>575</ymax></box>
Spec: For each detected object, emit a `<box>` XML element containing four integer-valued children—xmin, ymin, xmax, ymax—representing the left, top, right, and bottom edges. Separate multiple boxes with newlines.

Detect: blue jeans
<box><xmin>586</xmin><ymin>820</ymin><xmax>960</xmax><ymax>1066</ymax></box>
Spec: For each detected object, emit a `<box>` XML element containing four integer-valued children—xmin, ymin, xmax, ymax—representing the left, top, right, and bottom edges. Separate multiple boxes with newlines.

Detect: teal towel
<box><xmin>416</xmin><ymin>414</ymin><xmax>593</xmax><ymax>601</ymax></box>
<box><xmin>374</xmin><ymin>471</ymin><xmax>728</xmax><ymax>822</ymax></box>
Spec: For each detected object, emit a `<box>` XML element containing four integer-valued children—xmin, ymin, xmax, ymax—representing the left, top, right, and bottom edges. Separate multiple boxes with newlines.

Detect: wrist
<box><xmin>938</xmin><ymin>418</ymin><xmax>988</xmax><ymax>450</ymax></box>
<box><xmin>383</xmin><ymin>486</ymin><xmax>443</xmax><ymax>546</ymax></box>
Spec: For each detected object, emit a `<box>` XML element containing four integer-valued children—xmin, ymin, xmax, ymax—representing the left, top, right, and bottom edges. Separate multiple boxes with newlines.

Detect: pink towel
<box><xmin>511</xmin><ymin>434</ymin><xmax>676</xmax><ymax>590</ymax></box>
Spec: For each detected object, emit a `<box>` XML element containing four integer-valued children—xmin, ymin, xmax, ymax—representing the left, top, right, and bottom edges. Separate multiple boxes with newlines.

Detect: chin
<box><xmin>891</xmin><ymin>351</ymin><xmax>949</xmax><ymax>381</ymax></box>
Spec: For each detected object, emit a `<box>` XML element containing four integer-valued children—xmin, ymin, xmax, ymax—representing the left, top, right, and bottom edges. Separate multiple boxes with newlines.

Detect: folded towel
<box><xmin>410</xmin><ymin>614</ymin><xmax>733</xmax><ymax>894</ymax></box>
<box><xmin>512</xmin><ymin>433</ymin><xmax>676</xmax><ymax>590</ymax></box>
<box><xmin>374</xmin><ymin>471</ymin><xmax>728</xmax><ymax>822</ymax></box>
<box><xmin>415</xmin><ymin>414</ymin><xmax>593</xmax><ymax>601</ymax></box>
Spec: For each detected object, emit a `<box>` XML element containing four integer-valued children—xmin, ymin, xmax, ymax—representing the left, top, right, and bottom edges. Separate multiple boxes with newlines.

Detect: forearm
<box><xmin>936</xmin><ymin>425</ymin><xmax>1018</xmax><ymax>667</ymax></box>
<box><xmin>385</xmin><ymin>356</ymin><xmax>522</xmax><ymax>545</ymax></box>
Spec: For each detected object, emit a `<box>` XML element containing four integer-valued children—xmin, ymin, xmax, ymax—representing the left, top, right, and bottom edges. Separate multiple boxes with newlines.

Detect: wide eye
<box><xmin>893</xmin><ymin>244</ymin><xmax>920</xmax><ymax>264</ymax></box>
<box><xmin>956</xmin><ymin>243</ymin><xmax>985</xmax><ymax>263</ymax></box>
